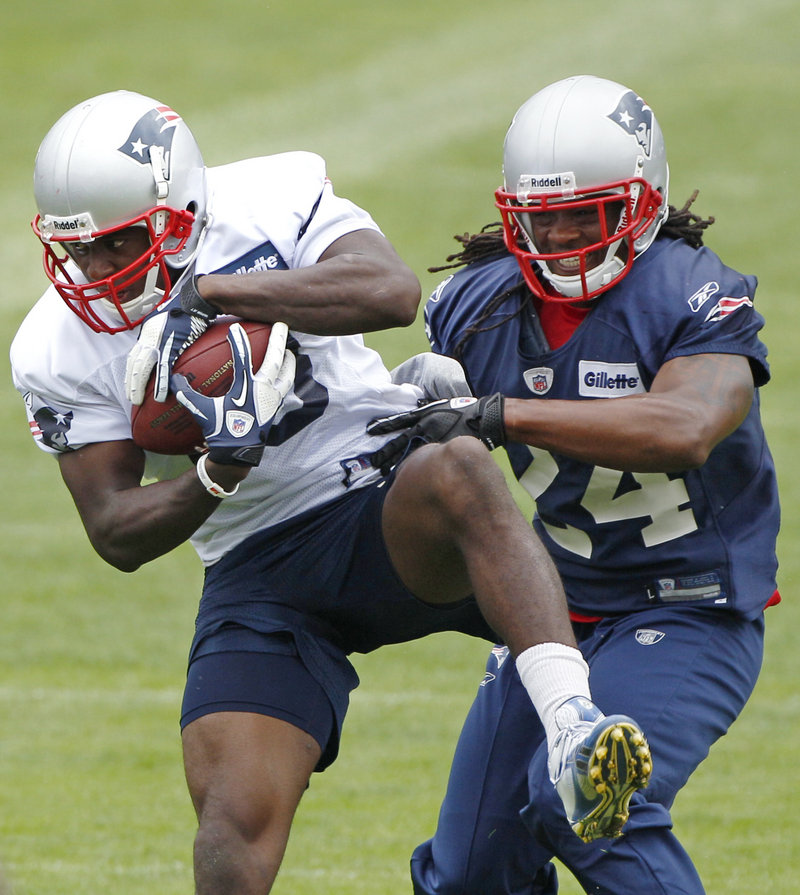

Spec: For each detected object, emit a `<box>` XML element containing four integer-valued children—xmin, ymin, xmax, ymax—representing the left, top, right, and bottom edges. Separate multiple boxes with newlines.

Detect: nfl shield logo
<box><xmin>523</xmin><ymin>367</ymin><xmax>554</xmax><ymax>395</ymax></box>
<box><xmin>225</xmin><ymin>410</ymin><xmax>255</xmax><ymax>438</ymax></box>
<box><xmin>635</xmin><ymin>629</ymin><xmax>666</xmax><ymax>645</ymax></box>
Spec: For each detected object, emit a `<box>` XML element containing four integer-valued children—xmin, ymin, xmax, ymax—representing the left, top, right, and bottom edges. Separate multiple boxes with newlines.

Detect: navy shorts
<box><xmin>181</xmin><ymin>630</ymin><xmax>335</xmax><ymax>763</ymax></box>
<box><xmin>183</xmin><ymin>480</ymin><xmax>495</xmax><ymax>770</ymax></box>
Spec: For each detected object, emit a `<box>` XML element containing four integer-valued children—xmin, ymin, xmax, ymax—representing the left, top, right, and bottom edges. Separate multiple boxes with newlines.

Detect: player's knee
<box><xmin>194</xmin><ymin>814</ymin><xmax>280</xmax><ymax>893</ymax></box>
<box><xmin>421</xmin><ymin>437</ymin><xmax>507</xmax><ymax>515</ymax></box>
<box><xmin>194</xmin><ymin>817</ymin><xmax>245</xmax><ymax>887</ymax></box>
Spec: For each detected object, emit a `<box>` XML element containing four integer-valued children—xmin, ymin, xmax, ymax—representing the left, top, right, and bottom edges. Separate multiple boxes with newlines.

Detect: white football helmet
<box><xmin>495</xmin><ymin>76</ymin><xmax>669</xmax><ymax>302</ymax></box>
<box><xmin>32</xmin><ymin>90</ymin><xmax>207</xmax><ymax>333</ymax></box>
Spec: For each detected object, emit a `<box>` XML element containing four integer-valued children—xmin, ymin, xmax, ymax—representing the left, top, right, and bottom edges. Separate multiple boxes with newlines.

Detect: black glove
<box><xmin>367</xmin><ymin>394</ymin><xmax>505</xmax><ymax>473</ymax></box>
<box><xmin>173</xmin><ymin>262</ymin><xmax>219</xmax><ymax>321</ymax></box>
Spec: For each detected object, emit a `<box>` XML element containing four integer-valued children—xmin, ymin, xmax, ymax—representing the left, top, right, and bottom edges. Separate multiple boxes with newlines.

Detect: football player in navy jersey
<box><xmin>11</xmin><ymin>90</ymin><xmax>652</xmax><ymax>895</ymax></box>
<box><xmin>370</xmin><ymin>76</ymin><xmax>780</xmax><ymax>894</ymax></box>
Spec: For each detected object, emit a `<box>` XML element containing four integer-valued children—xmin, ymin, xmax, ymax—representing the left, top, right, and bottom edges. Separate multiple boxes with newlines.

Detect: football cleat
<box><xmin>548</xmin><ymin>696</ymin><xmax>652</xmax><ymax>843</ymax></box>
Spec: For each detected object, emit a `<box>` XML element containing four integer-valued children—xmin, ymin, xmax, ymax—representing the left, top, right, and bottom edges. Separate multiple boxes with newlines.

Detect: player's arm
<box><xmin>367</xmin><ymin>353</ymin><xmax>754</xmax><ymax>474</ymax></box>
<box><xmin>65</xmin><ymin>323</ymin><xmax>292</xmax><ymax>571</ymax></box>
<box><xmin>128</xmin><ymin>229</ymin><xmax>419</xmax><ymax>405</ymax></box>
<box><xmin>57</xmin><ymin>440</ymin><xmax>248</xmax><ymax>572</ymax></box>
<box><xmin>192</xmin><ymin>229</ymin><xmax>421</xmax><ymax>334</ymax></box>
<box><xmin>503</xmin><ymin>352</ymin><xmax>754</xmax><ymax>472</ymax></box>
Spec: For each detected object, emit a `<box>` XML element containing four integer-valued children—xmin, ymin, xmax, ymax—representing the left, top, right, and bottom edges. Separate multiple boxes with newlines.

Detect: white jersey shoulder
<box><xmin>11</xmin><ymin>286</ymin><xmax>136</xmax><ymax>452</ymax></box>
<box><xmin>198</xmin><ymin>153</ymin><xmax>382</xmax><ymax>275</ymax></box>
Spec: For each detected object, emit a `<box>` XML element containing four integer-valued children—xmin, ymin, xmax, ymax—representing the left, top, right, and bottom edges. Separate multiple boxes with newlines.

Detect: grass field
<box><xmin>1</xmin><ymin>1</ymin><xmax>798</xmax><ymax>892</ymax></box>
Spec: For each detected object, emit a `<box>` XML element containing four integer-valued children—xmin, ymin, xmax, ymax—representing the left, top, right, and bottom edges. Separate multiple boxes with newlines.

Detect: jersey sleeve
<box><xmin>655</xmin><ymin>247</ymin><xmax>769</xmax><ymax>386</ymax></box>
<box><xmin>199</xmin><ymin>153</ymin><xmax>383</xmax><ymax>274</ymax></box>
<box><xmin>293</xmin><ymin>176</ymin><xmax>383</xmax><ymax>268</ymax></box>
<box><xmin>10</xmin><ymin>292</ymin><xmax>134</xmax><ymax>455</ymax></box>
<box><xmin>424</xmin><ymin>273</ymin><xmax>459</xmax><ymax>355</ymax></box>
<box><xmin>16</xmin><ymin>385</ymin><xmax>131</xmax><ymax>455</ymax></box>
<box><xmin>425</xmin><ymin>256</ymin><xmax>524</xmax><ymax>356</ymax></box>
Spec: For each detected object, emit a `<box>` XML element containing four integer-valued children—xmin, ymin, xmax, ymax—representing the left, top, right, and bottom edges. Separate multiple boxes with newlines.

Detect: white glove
<box><xmin>389</xmin><ymin>353</ymin><xmax>473</xmax><ymax>400</ymax></box>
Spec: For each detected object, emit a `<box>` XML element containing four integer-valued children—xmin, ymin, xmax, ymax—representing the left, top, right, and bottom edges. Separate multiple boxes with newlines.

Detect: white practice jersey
<box><xmin>11</xmin><ymin>151</ymin><xmax>423</xmax><ymax>565</ymax></box>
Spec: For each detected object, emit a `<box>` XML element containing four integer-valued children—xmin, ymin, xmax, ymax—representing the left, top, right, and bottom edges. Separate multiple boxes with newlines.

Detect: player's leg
<box><xmin>381</xmin><ymin>437</ymin><xmax>575</xmax><ymax>654</ymax></box>
<box><xmin>383</xmin><ymin>437</ymin><xmax>651</xmax><ymax>842</ymax></box>
<box><xmin>183</xmin><ymin>711</ymin><xmax>319</xmax><ymax>895</ymax></box>
<box><xmin>180</xmin><ymin>645</ymin><xmax>338</xmax><ymax>895</ymax></box>
<box><xmin>523</xmin><ymin>606</ymin><xmax>765</xmax><ymax>894</ymax></box>
<box><xmin>411</xmin><ymin>647</ymin><xmax>558</xmax><ymax>895</ymax></box>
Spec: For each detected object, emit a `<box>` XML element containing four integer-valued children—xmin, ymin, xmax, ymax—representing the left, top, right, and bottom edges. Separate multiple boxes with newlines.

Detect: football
<box><xmin>131</xmin><ymin>318</ymin><xmax>273</xmax><ymax>455</ymax></box>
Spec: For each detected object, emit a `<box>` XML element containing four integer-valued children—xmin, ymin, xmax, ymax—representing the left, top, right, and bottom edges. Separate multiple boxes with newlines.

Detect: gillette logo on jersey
<box><xmin>217</xmin><ymin>243</ymin><xmax>289</xmax><ymax>277</ymax></box>
<box><xmin>578</xmin><ymin>361</ymin><xmax>645</xmax><ymax>397</ymax></box>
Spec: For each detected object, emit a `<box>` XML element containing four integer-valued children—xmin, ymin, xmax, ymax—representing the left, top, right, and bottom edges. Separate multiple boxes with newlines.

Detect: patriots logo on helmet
<box><xmin>607</xmin><ymin>91</ymin><xmax>654</xmax><ymax>157</ymax></box>
<box><xmin>117</xmin><ymin>105</ymin><xmax>182</xmax><ymax>176</ymax></box>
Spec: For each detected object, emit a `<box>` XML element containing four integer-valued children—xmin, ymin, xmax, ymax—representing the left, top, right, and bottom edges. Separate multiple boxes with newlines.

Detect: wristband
<box><xmin>178</xmin><ymin>274</ymin><xmax>218</xmax><ymax>321</ymax></box>
<box><xmin>196</xmin><ymin>452</ymin><xmax>240</xmax><ymax>498</ymax></box>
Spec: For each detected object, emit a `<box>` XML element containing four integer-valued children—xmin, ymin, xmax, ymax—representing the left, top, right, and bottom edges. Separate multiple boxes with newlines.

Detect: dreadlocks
<box><xmin>436</xmin><ymin>192</ymin><xmax>715</xmax><ymax>363</ymax></box>
<box><xmin>429</xmin><ymin>223</ymin><xmax>507</xmax><ymax>274</ymax></box>
<box><xmin>659</xmin><ymin>190</ymin><xmax>715</xmax><ymax>248</ymax></box>
<box><xmin>429</xmin><ymin>191</ymin><xmax>715</xmax><ymax>274</ymax></box>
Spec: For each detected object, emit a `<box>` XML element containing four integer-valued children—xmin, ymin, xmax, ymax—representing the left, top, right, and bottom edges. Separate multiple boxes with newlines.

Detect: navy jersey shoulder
<box><xmin>424</xmin><ymin>239</ymin><xmax>779</xmax><ymax>620</ymax></box>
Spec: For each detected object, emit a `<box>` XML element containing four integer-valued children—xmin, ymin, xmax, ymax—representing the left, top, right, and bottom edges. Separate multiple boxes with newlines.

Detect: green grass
<box><xmin>1</xmin><ymin>1</ymin><xmax>799</xmax><ymax>892</ymax></box>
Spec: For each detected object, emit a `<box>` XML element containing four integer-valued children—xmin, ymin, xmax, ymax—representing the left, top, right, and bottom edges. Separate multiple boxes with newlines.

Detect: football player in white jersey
<box><xmin>11</xmin><ymin>91</ymin><xmax>651</xmax><ymax>894</ymax></box>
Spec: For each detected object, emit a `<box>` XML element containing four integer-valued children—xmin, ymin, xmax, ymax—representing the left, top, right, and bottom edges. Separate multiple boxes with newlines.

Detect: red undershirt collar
<box><xmin>535</xmin><ymin>298</ymin><xmax>591</xmax><ymax>349</ymax></box>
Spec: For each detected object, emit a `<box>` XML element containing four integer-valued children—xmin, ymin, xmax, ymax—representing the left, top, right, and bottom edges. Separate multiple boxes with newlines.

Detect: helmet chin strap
<box><xmin>99</xmin><ymin>267</ymin><xmax>164</xmax><ymax>325</ymax></box>
<box><xmin>100</xmin><ymin>144</ymin><xmax>169</xmax><ymax>324</ymax></box>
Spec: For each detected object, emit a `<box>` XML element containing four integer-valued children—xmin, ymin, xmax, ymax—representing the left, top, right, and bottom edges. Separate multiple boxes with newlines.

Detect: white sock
<box><xmin>515</xmin><ymin>643</ymin><xmax>593</xmax><ymax>750</ymax></box>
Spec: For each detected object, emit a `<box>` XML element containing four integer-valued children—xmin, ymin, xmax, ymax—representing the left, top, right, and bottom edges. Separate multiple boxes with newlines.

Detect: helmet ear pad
<box><xmin>32</xmin><ymin>90</ymin><xmax>207</xmax><ymax>332</ymax></box>
<box><xmin>496</xmin><ymin>76</ymin><xmax>668</xmax><ymax>302</ymax></box>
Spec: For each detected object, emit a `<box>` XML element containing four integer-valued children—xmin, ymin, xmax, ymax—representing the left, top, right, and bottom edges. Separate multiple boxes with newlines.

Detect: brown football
<box><xmin>131</xmin><ymin>318</ymin><xmax>273</xmax><ymax>455</ymax></box>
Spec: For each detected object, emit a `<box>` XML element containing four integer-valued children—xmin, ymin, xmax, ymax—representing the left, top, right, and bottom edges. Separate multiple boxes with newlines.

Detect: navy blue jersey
<box><xmin>424</xmin><ymin>238</ymin><xmax>779</xmax><ymax>620</ymax></box>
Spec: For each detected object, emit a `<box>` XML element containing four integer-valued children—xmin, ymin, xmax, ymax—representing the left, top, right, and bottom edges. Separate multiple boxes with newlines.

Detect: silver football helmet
<box><xmin>495</xmin><ymin>76</ymin><xmax>669</xmax><ymax>302</ymax></box>
<box><xmin>32</xmin><ymin>90</ymin><xmax>207</xmax><ymax>332</ymax></box>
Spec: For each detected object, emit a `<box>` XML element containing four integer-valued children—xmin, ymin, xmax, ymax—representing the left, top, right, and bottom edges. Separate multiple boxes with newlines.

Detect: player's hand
<box><xmin>388</xmin><ymin>353</ymin><xmax>472</xmax><ymax>400</ymax></box>
<box><xmin>367</xmin><ymin>393</ymin><xmax>506</xmax><ymax>472</ymax></box>
<box><xmin>171</xmin><ymin>322</ymin><xmax>296</xmax><ymax>467</ymax></box>
<box><xmin>125</xmin><ymin>262</ymin><xmax>218</xmax><ymax>405</ymax></box>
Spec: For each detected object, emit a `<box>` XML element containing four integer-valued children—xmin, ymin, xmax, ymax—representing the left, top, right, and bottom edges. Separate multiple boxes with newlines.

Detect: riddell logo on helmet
<box><xmin>518</xmin><ymin>172</ymin><xmax>575</xmax><ymax>196</ymax></box>
<box><xmin>51</xmin><ymin>218</ymin><xmax>89</xmax><ymax>231</ymax></box>
<box><xmin>38</xmin><ymin>213</ymin><xmax>95</xmax><ymax>241</ymax></box>
<box><xmin>529</xmin><ymin>175</ymin><xmax>564</xmax><ymax>188</ymax></box>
